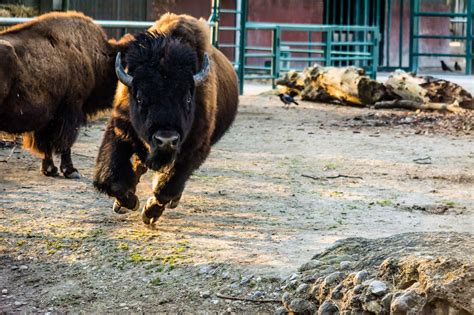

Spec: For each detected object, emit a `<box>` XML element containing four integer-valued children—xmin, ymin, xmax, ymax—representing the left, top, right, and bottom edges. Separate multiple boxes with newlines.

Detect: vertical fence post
<box><xmin>325</xmin><ymin>29</ymin><xmax>333</xmax><ymax>67</ymax></box>
<box><xmin>409</xmin><ymin>0</ymin><xmax>418</xmax><ymax>72</ymax></box>
<box><xmin>466</xmin><ymin>0</ymin><xmax>472</xmax><ymax>74</ymax></box>
<box><xmin>237</xmin><ymin>0</ymin><xmax>247</xmax><ymax>94</ymax></box>
<box><xmin>272</xmin><ymin>27</ymin><xmax>281</xmax><ymax>88</ymax></box>
<box><xmin>373</xmin><ymin>29</ymin><xmax>380</xmax><ymax>79</ymax></box>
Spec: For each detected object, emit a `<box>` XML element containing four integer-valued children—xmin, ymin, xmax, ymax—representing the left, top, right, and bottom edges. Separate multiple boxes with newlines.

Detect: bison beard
<box><xmin>0</xmin><ymin>12</ymin><xmax>122</xmax><ymax>178</ymax></box>
<box><xmin>93</xmin><ymin>14</ymin><xmax>239</xmax><ymax>225</ymax></box>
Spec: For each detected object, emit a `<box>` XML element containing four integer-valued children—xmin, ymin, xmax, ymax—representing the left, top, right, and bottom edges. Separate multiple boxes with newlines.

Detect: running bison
<box><xmin>93</xmin><ymin>14</ymin><xmax>239</xmax><ymax>224</ymax></box>
<box><xmin>0</xmin><ymin>12</ymin><xmax>122</xmax><ymax>178</ymax></box>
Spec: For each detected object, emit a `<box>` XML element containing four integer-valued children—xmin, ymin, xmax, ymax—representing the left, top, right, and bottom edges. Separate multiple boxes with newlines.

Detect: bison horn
<box><xmin>115</xmin><ymin>52</ymin><xmax>133</xmax><ymax>87</ymax></box>
<box><xmin>193</xmin><ymin>53</ymin><xmax>210</xmax><ymax>86</ymax></box>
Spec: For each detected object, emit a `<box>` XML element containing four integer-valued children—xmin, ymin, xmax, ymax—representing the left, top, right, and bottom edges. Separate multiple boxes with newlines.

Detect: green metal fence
<box><xmin>209</xmin><ymin>0</ymin><xmax>247</xmax><ymax>93</ymax></box>
<box><xmin>242</xmin><ymin>23</ymin><xmax>380</xmax><ymax>88</ymax></box>
<box><xmin>410</xmin><ymin>0</ymin><xmax>473</xmax><ymax>74</ymax></box>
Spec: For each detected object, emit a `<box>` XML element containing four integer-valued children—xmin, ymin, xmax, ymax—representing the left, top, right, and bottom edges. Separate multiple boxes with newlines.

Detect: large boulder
<box><xmin>281</xmin><ymin>232</ymin><xmax>473</xmax><ymax>314</ymax></box>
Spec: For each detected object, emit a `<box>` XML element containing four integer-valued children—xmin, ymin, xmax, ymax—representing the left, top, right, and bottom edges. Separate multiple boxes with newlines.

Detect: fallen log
<box><xmin>276</xmin><ymin>65</ymin><xmax>386</xmax><ymax>105</ymax></box>
<box><xmin>374</xmin><ymin>100</ymin><xmax>465</xmax><ymax>113</ymax></box>
<box><xmin>276</xmin><ymin>66</ymin><xmax>473</xmax><ymax>112</ymax></box>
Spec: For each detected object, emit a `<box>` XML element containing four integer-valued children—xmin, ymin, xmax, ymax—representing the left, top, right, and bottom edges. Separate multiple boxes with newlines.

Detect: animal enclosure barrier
<box><xmin>242</xmin><ymin>23</ymin><xmax>380</xmax><ymax>88</ymax></box>
<box><xmin>410</xmin><ymin>0</ymin><xmax>474</xmax><ymax>74</ymax></box>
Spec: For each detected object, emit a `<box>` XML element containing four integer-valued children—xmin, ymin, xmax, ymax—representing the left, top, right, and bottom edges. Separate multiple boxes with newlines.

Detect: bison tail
<box><xmin>22</xmin><ymin>133</ymin><xmax>45</xmax><ymax>158</ymax></box>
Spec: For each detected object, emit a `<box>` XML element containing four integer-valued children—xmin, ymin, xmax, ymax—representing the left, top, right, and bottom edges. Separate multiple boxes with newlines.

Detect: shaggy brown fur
<box><xmin>94</xmin><ymin>13</ymin><xmax>239</xmax><ymax>224</ymax></box>
<box><xmin>0</xmin><ymin>11</ymin><xmax>123</xmax><ymax>178</ymax></box>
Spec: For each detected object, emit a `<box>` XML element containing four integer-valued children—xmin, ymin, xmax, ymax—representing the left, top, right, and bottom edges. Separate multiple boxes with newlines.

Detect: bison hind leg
<box><xmin>23</xmin><ymin>132</ymin><xmax>59</xmax><ymax>177</ymax></box>
<box><xmin>52</xmin><ymin>109</ymin><xmax>84</xmax><ymax>179</ymax></box>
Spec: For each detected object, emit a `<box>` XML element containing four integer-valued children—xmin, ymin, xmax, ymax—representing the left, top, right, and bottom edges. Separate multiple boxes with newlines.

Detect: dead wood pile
<box><xmin>276</xmin><ymin>66</ymin><xmax>474</xmax><ymax>113</ymax></box>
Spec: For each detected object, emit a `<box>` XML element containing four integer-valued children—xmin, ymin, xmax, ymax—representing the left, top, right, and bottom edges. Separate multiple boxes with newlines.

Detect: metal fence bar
<box><xmin>410</xmin><ymin>0</ymin><xmax>473</xmax><ymax>75</ymax></box>
<box><xmin>0</xmin><ymin>16</ymin><xmax>154</xmax><ymax>28</ymax></box>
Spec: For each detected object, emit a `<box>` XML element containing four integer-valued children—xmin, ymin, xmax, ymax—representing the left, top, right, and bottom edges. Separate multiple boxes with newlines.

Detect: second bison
<box><xmin>93</xmin><ymin>14</ymin><xmax>239</xmax><ymax>224</ymax></box>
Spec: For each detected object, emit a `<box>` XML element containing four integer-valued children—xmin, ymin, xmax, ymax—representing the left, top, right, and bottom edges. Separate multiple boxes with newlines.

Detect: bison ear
<box><xmin>115</xmin><ymin>52</ymin><xmax>134</xmax><ymax>87</ymax></box>
<box><xmin>193</xmin><ymin>53</ymin><xmax>210</xmax><ymax>86</ymax></box>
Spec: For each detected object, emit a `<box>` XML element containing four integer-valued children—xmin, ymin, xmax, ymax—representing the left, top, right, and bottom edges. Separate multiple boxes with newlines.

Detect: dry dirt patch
<box><xmin>1</xmin><ymin>95</ymin><xmax>473</xmax><ymax>312</ymax></box>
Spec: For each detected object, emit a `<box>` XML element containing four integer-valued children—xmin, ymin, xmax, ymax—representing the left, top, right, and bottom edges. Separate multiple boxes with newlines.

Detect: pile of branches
<box><xmin>276</xmin><ymin>66</ymin><xmax>474</xmax><ymax>113</ymax></box>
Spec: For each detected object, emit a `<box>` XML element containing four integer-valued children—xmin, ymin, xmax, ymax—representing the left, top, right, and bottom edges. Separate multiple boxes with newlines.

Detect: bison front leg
<box><xmin>93</xmin><ymin>124</ymin><xmax>144</xmax><ymax>214</ymax></box>
<box><xmin>141</xmin><ymin>162</ymin><xmax>193</xmax><ymax>225</ymax></box>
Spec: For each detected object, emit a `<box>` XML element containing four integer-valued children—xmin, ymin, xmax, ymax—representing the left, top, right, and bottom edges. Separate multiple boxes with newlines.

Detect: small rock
<box><xmin>19</xmin><ymin>265</ymin><xmax>28</xmax><ymax>270</ymax></box>
<box><xmin>318</xmin><ymin>299</ymin><xmax>339</xmax><ymax>315</ymax></box>
<box><xmin>353</xmin><ymin>270</ymin><xmax>368</xmax><ymax>284</ymax></box>
<box><xmin>288</xmin><ymin>273</ymin><xmax>299</xmax><ymax>281</ymax></box>
<box><xmin>221</xmin><ymin>271</ymin><xmax>230</xmax><ymax>279</ymax></box>
<box><xmin>381</xmin><ymin>293</ymin><xmax>393</xmax><ymax>311</ymax></box>
<box><xmin>353</xmin><ymin>284</ymin><xmax>364</xmax><ymax>294</ymax></box>
<box><xmin>324</xmin><ymin>272</ymin><xmax>344</xmax><ymax>286</ymax></box>
<box><xmin>14</xmin><ymin>301</ymin><xmax>25</xmax><ymax>307</ymax></box>
<box><xmin>391</xmin><ymin>290</ymin><xmax>425</xmax><ymax>313</ymax></box>
<box><xmin>1</xmin><ymin>289</ymin><xmax>7</xmax><ymax>294</ymax></box>
<box><xmin>296</xmin><ymin>283</ymin><xmax>310</xmax><ymax>295</ymax></box>
<box><xmin>340</xmin><ymin>261</ymin><xmax>351</xmax><ymax>270</ymax></box>
<box><xmin>119</xmin><ymin>303</ymin><xmax>127</xmax><ymax>307</ymax></box>
<box><xmin>200</xmin><ymin>290</ymin><xmax>211</xmax><ymax>298</ymax></box>
<box><xmin>368</xmin><ymin>280</ymin><xmax>387</xmax><ymax>296</ymax></box>
<box><xmin>298</xmin><ymin>260</ymin><xmax>321</xmax><ymax>272</ymax></box>
<box><xmin>321</xmin><ymin>265</ymin><xmax>336</xmax><ymax>274</ymax></box>
<box><xmin>302</xmin><ymin>274</ymin><xmax>317</xmax><ymax>283</ymax></box>
<box><xmin>365</xmin><ymin>300</ymin><xmax>382</xmax><ymax>313</ymax></box>
<box><xmin>211</xmin><ymin>299</ymin><xmax>219</xmax><ymax>304</ymax></box>
<box><xmin>10</xmin><ymin>266</ymin><xmax>18</xmax><ymax>271</ymax></box>
<box><xmin>251</xmin><ymin>291</ymin><xmax>264</xmax><ymax>299</ymax></box>
<box><xmin>275</xmin><ymin>306</ymin><xmax>288</xmax><ymax>315</ymax></box>
<box><xmin>289</xmin><ymin>298</ymin><xmax>316</xmax><ymax>313</ymax></box>
<box><xmin>240</xmin><ymin>275</ymin><xmax>253</xmax><ymax>285</ymax></box>
<box><xmin>256</xmin><ymin>276</ymin><xmax>262</xmax><ymax>282</ymax></box>
<box><xmin>198</xmin><ymin>265</ymin><xmax>214</xmax><ymax>274</ymax></box>
<box><xmin>331</xmin><ymin>284</ymin><xmax>344</xmax><ymax>300</ymax></box>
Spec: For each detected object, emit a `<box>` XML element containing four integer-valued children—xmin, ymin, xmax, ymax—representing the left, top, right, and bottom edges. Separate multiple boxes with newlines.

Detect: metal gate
<box><xmin>324</xmin><ymin>0</ymin><xmax>411</xmax><ymax>71</ymax></box>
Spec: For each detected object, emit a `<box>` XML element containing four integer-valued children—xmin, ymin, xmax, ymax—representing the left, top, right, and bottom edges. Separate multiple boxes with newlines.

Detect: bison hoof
<box><xmin>41</xmin><ymin>165</ymin><xmax>59</xmax><ymax>177</ymax></box>
<box><xmin>64</xmin><ymin>169</ymin><xmax>81</xmax><ymax>179</ymax></box>
<box><xmin>167</xmin><ymin>195</ymin><xmax>182</xmax><ymax>209</ymax></box>
<box><xmin>141</xmin><ymin>197</ymin><xmax>165</xmax><ymax>225</ymax></box>
<box><xmin>113</xmin><ymin>196</ymin><xmax>139</xmax><ymax>214</ymax></box>
<box><xmin>113</xmin><ymin>200</ymin><xmax>128</xmax><ymax>214</ymax></box>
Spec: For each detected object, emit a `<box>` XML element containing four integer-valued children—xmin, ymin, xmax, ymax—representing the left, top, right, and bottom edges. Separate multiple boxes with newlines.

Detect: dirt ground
<box><xmin>1</xmin><ymin>95</ymin><xmax>473</xmax><ymax>313</ymax></box>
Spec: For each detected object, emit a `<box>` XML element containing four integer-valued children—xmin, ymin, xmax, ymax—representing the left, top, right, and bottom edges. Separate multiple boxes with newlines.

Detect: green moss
<box><xmin>376</xmin><ymin>199</ymin><xmax>393</xmax><ymax>207</ymax></box>
<box><xmin>150</xmin><ymin>277</ymin><xmax>162</xmax><ymax>286</ymax></box>
<box><xmin>117</xmin><ymin>242</ymin><xmax>129</xmax><ymax>250</ymax></box>
<box><xmin>130</xmin><ymin>252</ymin><xmax>151</xmax><ymax>263</ymax></box>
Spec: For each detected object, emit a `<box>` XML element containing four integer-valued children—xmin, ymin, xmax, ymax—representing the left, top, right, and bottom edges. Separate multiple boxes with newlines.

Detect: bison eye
<box><xmin>185</xmin><ymin>93</ymin><xmax>192</xmax><ymax>113</ymax></box>
<box><xmin>136</xmin><ymin>96</ymin><xmax>143</xmax><ymax>105</ymax></box>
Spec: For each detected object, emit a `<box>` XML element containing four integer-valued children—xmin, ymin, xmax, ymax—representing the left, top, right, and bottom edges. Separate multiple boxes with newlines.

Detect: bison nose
<box><xmin>153</xmin><ymin>131</ymin><xmax>180</xmax><ymax>149</ymax></box>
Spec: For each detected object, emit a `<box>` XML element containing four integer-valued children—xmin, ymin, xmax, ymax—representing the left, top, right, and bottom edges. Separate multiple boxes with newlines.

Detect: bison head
<box><xmin>115</xmin><ymin>32</ymin><xmax>210</xmax><ymax>171</ymax></box>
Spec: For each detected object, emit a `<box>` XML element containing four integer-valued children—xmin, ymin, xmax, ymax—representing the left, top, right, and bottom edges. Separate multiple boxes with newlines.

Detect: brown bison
<box><xmin>0</xmin><ymin>12</ymin><xmax>121</xmax><ymax>178</ymax></box>
<box><xmin>93</xmin><ymin>14</ymin><xmax>239</xmax><ymax>224</ymax></box>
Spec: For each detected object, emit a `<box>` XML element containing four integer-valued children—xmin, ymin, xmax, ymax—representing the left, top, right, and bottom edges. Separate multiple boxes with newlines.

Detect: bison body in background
<box><xmin>93</xmin><ymin>14</ymin><xmax>239</xmax><ymax>224</ymax></box>
<box><xmin>0</xmin><ymin>12</ymin><xmax>121</xmax><ymax>178</ymax></box>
